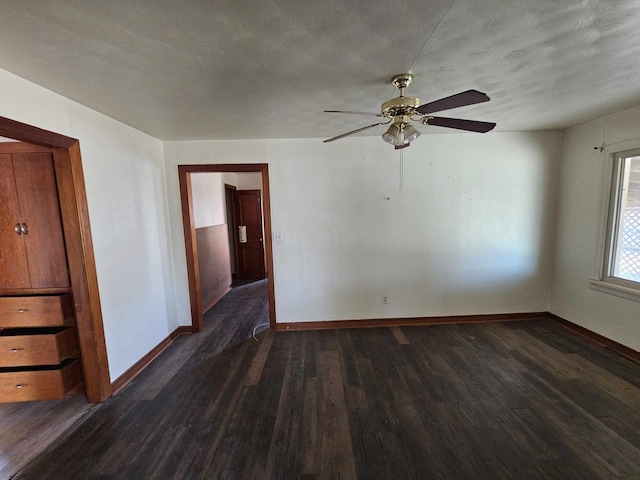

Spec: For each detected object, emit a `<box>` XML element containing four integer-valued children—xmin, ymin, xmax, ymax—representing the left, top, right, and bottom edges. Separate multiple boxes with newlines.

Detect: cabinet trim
<box><xmin>0</xmin><ymin>287</ymin><xmax>72</xmax><ymax>296</ymax></box>
<box><xmin>0</xmin><ymin>116</ymin><xmax>111</xmax><ymax>403</ymax></box>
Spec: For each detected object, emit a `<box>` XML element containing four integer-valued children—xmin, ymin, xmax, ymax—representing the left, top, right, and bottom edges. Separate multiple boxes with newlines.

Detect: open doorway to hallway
<box><xmin>178</xmin><ymin>164</ymin><xmax>276</xmax><ymax>334</ymax></box>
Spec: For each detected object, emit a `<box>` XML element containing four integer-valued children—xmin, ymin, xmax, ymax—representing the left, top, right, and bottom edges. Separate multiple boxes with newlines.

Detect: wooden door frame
<box><xmin>178</xmin><ymin>164</ymin><xmax>276</xmax><ymax>333</ymax></box>
<box><xmin>0</xmin><ymin>115</ymin><xmax>111</xmax><ymax>402</ymax></box>
<box><xmin>224</xmin><ymin>183</ymin><xmax>240</xmax><ymax>279</ymax></box>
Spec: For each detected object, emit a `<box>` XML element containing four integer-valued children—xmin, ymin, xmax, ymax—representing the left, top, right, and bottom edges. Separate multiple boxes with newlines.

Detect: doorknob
<box><xmin>14</xmin><ymin>223</ymin><xmax>22</xmax><ymax>235</ymax></box>
<box><xmin>20</xmin><ymin>223</ymin><xmax>28</xmax><ymax>235</ymax></box>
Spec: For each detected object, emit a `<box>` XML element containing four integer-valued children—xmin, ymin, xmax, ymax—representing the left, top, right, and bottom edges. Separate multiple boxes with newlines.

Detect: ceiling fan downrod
<box><xmin>392</xmin><ymin>73</ymin><xmax>412</xmax><ymax>97</ymax></box>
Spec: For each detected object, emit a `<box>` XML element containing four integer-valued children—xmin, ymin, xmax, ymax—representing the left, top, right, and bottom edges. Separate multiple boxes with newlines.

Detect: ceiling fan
<box><xmin>324</xmin><ymin>74</ymin><xmax>496</xmax><ymax>149</ymax></box>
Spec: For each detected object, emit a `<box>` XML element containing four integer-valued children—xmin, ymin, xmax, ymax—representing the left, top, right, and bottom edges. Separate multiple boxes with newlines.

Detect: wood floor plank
<box><xmin>524</xmin><ymin>321</ymin><xmax>640</xmax><ymax>387</ymax></box>
<box><xmin>300</xmin><ymin>376</ymin><xmax>319</xmax><ymax>477</ymax></box>
<box><xmin>244</xmin><ymin>331</ymin><xmax>274</xmax><ymax>386</ymax></box>
<box><xmin>265</xmin><ymin>350</ymin><xmax>304</xmax><ymax>478</ymax></box>
<box><xmin>0</xmin><ymin>394</ymin><xmax>94</xmax><ymax>479</ymax></box>
<box><xmin>389</xmin><ymin>326</ymin><xmax>409</xmax><ymax>345</ymax></box>
<box><xmin>518</xmin><ymin>372</ymin><xmax>640</xmax><ymax>478</ymax></box>
<box><xmin>127</xmin><ymin>326</ymin><xmax>210</xmax><ymax>401</ymax></box>
<box><xmin>310</xmin><ymin>350</ymin><xmax>357</xmax><ymax>480</ymax></box>
<box><xmin>567</xmin><ymin>353</ymin><xmax>640</xmax><ymax>410</ymax></box>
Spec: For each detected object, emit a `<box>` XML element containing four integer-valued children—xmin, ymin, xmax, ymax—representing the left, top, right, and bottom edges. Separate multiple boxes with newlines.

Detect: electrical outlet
<box><xmin>382</xmin><ymin>295</ymin><xmax>388</xmax><ymax>304</ymax></box>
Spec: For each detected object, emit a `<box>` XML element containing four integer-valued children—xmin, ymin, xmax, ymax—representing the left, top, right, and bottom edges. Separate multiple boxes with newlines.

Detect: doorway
<box><xmin>178</xmin><ymin>164</ymin><xmax>276</xmax><ymax>333</ymax></box>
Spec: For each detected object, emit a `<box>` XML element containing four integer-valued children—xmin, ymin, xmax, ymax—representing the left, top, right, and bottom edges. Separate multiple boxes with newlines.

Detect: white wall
<box><xmin>0</xmin><ymin>68</ymin><xmax>177</xmax><ymax>381</ymax></box>
<box><xmin>191</xmin><ymin>173</ymin><xmax>224</xmax><ymax>227</ymax></box>
<box><xmin>191</xmin><ymin>172</ymin><xmax>240</xmax><ymax>228</ymax></box>
<box><xmin>236</xmin><ymin>172</ymin><xmax>262</xmax><ymax>190</ymax></box>
<box><xmin>164</xmin><ymin>132</ymin><xmax>561</xmax><ymax>324</ymax></box>
<box><xmin>550</xmin><ymin>106</ymin><xmax>640</xmax><ymax>351</ymax></box>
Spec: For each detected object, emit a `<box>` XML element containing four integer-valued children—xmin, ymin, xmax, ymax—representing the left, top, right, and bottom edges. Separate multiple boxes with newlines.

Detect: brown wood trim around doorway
<box><xmin>0</xmin><ymin>116</ymin><xmax>112</xmax><ymax>403</ymax></box>
<box><xmin>178</xmin><ymin>164</ymin><xmax>277</xmax><ymax>333</ymax></box>
<box><xmin>224</xmin><ymin>183</ymin><xmax>239</xmax><ymax>281</ymax></box>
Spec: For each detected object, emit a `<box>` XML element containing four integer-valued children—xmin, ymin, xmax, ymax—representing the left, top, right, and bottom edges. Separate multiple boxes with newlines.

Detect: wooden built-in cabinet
<box><xmin>0</xmin><ymin>151</ymin><xmax>69</xmax><ymax>290</ymax></box>
<box><xmin>0</xmin><ymin>144</ymin><xmax>84</xmax><ymax>402</ymax></box>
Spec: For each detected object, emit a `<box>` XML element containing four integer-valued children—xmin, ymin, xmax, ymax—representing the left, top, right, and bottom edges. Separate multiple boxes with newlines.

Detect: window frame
<box><xmin>591</xmin><ymin>146</ymin><xmax>640</xmax><ymax>301</ymax></box>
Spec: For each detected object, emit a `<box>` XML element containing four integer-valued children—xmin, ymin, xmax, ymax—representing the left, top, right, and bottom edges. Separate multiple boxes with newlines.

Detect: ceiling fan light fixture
<box><xmin>382</xmin><ymin>123</ymin><xmax>402</xmax><ymax>145</ymax></box>
<box><xmin>382</xmin><ymin>121</ymin><xmax>421</xmax><ymax>147</ymax></box>
<box><xmin>403</xmin><ymin>124</ymin><xmax>421</xmax><ymax>143</ymax></box>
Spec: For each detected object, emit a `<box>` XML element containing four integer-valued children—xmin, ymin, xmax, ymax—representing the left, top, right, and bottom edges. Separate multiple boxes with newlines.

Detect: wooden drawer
<box><xmin>0</xmin><ymin>295</ymin><xmax>74</xmax><ymax>328</ymax></box>
<box><xmin>0</xmin><ymin>359</ymin><xmax>82</xmax><ymax>402</ymax></box>
<box><xmin>0</xmin><ymin>327</ymin><xmax>78</xmax><ymax>367</ymax></box>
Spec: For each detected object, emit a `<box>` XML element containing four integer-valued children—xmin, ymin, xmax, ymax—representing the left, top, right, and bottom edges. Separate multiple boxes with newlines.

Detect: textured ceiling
<box><xmin>0</xmin><ymin>1</ymin><xmax>639</xmax><ymax>140</ymax></box>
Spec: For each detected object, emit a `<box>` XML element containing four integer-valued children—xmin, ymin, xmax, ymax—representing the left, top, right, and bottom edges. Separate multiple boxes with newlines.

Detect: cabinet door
<box><xmin>12</xmin><ymin>153</ymin><xmax>70</xmax><ymax>288</ymax></box>
<box><xmin>0</xmin><ymin>154</ymin><xmax>30</xmax><ymax>288</ymax></box>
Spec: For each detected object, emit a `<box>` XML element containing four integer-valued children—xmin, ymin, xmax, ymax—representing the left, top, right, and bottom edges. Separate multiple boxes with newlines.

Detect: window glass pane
<box><xmin>613</xmin><ymin>156</ymin><xmax>640</xmax><ymax>281</ymax></box>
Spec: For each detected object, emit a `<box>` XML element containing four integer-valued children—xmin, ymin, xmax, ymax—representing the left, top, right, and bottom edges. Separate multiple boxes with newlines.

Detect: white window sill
<box><xmin>589</xmin><ymin>279</ymin><xmax>640</xmax><ymax>303</ymax></box>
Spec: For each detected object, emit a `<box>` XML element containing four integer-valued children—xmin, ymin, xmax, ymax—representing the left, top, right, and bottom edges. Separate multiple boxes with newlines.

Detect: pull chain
<box><xmin>399</xmin><ymin>148</ymin><xmax>404</xmax><ymax>192</ymax></box>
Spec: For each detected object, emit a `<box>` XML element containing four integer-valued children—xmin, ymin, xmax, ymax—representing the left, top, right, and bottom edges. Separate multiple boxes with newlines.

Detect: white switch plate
<box><xmin>273</xmin><ymin>231</ymin><xmax>284</xmax><ymax>242</ymax></box>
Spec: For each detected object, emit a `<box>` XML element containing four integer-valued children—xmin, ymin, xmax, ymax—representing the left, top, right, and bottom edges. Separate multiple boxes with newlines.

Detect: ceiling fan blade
<box><xmin>426</xmin><ymin>116</ymin><xmax>496</xmax><ymax>133</ymax></box>
<box><xmin>416</xmin><ymin>90</ymin><xmax>490</xmax><ymax>115</ymax></box>
<box><xmin>323</xmin><ymin>122</ymin><xmax>388</xmax><ymax>143</ymax></box>
<box><xmin>325</xmin><ymin>110</ymin><xmax>384</xmax><ymax>117</ymax></box>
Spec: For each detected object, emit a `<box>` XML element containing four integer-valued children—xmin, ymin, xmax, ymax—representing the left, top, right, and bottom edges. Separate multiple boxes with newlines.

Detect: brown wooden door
<box><xmin>0</xmin><ymin>152</ymin><xmax>69</xmax><ymax>290</ymax></box>
<box><xmin>12</xmin><ymin>153</ymin><xmax>70</xmax><ymax>288</ymax></box>
<box><xmin>236</xmin><ymin>190</ymin><xmax>266</xmax><ymax>279</ymax></box>
<box><xmin>0</xmin><ymin>154</ymin><xmax>30</xmax><ymax>289</ymax></box>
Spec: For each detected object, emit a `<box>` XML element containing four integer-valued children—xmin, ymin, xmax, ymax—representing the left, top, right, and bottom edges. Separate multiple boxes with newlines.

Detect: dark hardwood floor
<box><xmin>14</xmin><ymin>281</ymin><xmax>640</xmax><ymax>479</ymax></box>
<box><xmin>0</xmin><ymin>395</ymin><xmax>94</xmax><ymax>479</ymax></box>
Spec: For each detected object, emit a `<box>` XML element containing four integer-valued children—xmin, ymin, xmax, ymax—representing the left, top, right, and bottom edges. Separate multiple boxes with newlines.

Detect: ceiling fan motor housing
<box><xmin>380</xmin><ymin>96</ymin><xmax>421</xmax><ymax>117</ymax></box>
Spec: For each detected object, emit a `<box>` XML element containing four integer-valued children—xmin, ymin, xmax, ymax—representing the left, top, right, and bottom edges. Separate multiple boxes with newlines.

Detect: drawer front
<box><xmin>0</xmin><ymin>328</ymin><xmax>78</xmax><ymax>367</ymax></box>
<box><xmin>0</xmin><ymin>360</ymin><xmax>82</xmax><ymax>402</ymax></box>
<box><xmin>0</xmin><ymin>295</ymin><xmax>74</xmax><ymax>327</ymax></box>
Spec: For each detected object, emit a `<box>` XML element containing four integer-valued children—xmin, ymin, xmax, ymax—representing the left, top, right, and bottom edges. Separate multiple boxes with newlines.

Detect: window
<box><xmin>602</xmin><ymin>149</ymin><xmax>640</xmax><ymax>289</ymax></box>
